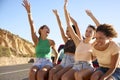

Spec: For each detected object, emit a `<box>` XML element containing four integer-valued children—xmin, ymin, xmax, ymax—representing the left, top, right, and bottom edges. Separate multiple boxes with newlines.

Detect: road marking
<box><xmin>0</xmin><ymin>69</ymin><xmax>29</xmax><ymax>76</ymax></box>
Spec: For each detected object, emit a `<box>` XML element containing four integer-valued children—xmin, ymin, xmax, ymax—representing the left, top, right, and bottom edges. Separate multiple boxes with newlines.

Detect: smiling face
<box><xmin>95</xmin><ymin>31</ymin><xmax>110</xmax><ymax>46</ymax></box>
<box><xmin>95</xmin><ymin>24</ymin><xmax>118</xmax><ymax>47</ymax></box>
<box><xmin>85</xmin><ymin>26</ymin><xmax>95</xmax><ymax>39</ymax></box>
<box><xmin>38</xmin><ymin>25</ymin><xmax>50</xmax><ymax>37</ymax></box>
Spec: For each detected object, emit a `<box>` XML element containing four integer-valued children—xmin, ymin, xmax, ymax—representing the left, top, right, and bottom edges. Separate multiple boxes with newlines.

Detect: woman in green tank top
<box><xmin>22</xmin><ymin>0</ymin><xmax>58</xmax><ymax>80</ymax></box>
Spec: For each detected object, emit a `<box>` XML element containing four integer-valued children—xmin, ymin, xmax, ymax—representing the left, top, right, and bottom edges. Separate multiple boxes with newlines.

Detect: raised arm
<box><xmin>64</xmin><ymin>0</ymin><xmax>70</xmax><ymax>26</ymax></box>
<box><xmin>22</xmin><ymin>0</ymin><xmax>38</xmax><ymax>46</ymax></box>
<box><xmin>64</xmin><ymin>0</ymin><xmax>81</xmax><ymax>47</ymax></box>
<box><xmin>69</xmin><ymin>16</ymin><xmax>82</xmax><ymax>39</ymax></box>
<box><xmin>52</xmin><ymin>9</ymin><xmax>68</xmax><ymax>43</ymax></box>
<box><xmin>86</xmin><ymin>10</ymin><xmax>100</xmax><ymax>27</ymax></box>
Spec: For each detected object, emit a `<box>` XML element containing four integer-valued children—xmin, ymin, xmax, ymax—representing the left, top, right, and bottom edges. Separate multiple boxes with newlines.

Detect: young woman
<box><xmin>48</xmin><ymin>0</ymin><xmax>80</xmax><ymax>80</ymax></box>
<box><xmin>62</xmin><ymin>24</ymin><xmax>96</xmax><ymax>80</ymax></box>
<box><xmin>22</xmin><ymin>0</ymin><xmax>58</xmax><ymax>80</ymax></box>
<box><xmin>91</xmin><ymin>24</ymin><xmax>120</xmax><ymax>80</ymax></box>
<box><xmin>73</xmin><ymin>10</ymin><xmax>101</xmax><ymax>80</ymax></box>
<box><xmin>61</xmin><ymin>1</ymin><xmax>97</xmax><ymax>80</ymax></box>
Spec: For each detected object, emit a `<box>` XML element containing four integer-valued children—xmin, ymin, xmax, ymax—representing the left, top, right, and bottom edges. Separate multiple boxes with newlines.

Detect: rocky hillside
<box><xmin>0</xmin><ymin>28</ymin><xmax>35</xmax><ymax>66</ymax></box>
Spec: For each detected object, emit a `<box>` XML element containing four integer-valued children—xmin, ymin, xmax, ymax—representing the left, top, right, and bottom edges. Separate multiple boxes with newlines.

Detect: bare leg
<box><xmin>29</xmin><ymin>66</ymin><xmax>39</xmax><ymax>80</ymax></box>
<box><xmin>90</xmin><ymin>70</ymin><xmax>103</xmax><ymax>80</ymax></box>
<box><xmin>37</xmin><ymin>65</ymin><xmax>52</xmax><ymax>80</ymax></box>
<box><xmin>53</xmin><ymin>66</ymin><xmax>72</xmax><ymax>80</ymax></box>
<box><xmin>75</xmin><ymin>68</ymin><xmax>93</xmax><ymax>80</ymax></box>
<box><xmin>61</xmin><ymin>69</ymin><xmax>76</xmax><ymax>80</ymax></box>
<box><xmin>49</xmin><ymin>65</ymin><xmax>63</xmax><ymax>80</ymax></box>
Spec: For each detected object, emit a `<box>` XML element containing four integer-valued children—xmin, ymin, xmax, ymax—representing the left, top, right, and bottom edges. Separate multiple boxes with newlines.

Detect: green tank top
<box><xmin>35</xmin><ymin>39</ymin><xmax>52</xmax><ymax>59</ymax></box>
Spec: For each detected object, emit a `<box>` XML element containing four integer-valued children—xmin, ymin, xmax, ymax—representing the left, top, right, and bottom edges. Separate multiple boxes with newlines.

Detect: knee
<box><xmin>29</xmin><ymin>66</ymin><xmax>39</xmax><ymax>75</ymax></box>
<box><xmin>37</xmin><ymin>70</ymin><xmax>49</xmax><ymax>80</ymax></box>
<box><xmin>29</xmin><ymin>66</ymin><xmax>39</xmax><ymax>80</ymax></box>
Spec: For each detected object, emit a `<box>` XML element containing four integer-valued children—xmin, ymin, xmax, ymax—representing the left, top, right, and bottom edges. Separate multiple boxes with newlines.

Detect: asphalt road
<box><xmin>0</xmin><ymin>63</ymin><xmax>32</xmax><ymax>80</ymax></box>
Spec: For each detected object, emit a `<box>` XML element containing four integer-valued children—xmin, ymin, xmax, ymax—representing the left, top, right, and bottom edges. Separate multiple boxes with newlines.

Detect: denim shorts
<box><xmin>33</xmin><ymin>58</ymin><xmax>53</xmax><ymax>69</ymax></box>
<box><xmin>97</xmin><ymin>67</ymin><xmax>120</xmax><ymax>80</ymax></box>
<box><xmin>72</xmin><ymin>61</ymin><xmax>94</xmax><ymax>71</ymax></box>
<box><xmin>60</xmin><ymin>54</ymin><xmax>75</xmax><ymax>67</ymax></box>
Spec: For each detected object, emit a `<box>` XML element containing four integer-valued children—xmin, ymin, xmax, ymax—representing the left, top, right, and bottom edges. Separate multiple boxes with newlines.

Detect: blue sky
<box><xmin>0</xmin><ymin>0</ymin><xmax>120</xmax><ymax>48</ymax></box>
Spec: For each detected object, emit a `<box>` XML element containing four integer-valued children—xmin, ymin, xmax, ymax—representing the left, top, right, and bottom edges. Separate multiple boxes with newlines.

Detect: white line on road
<box><xmin>0</xmin><ymin>69</ymin><xmax>29</xmax><ymax>76</ymax></box>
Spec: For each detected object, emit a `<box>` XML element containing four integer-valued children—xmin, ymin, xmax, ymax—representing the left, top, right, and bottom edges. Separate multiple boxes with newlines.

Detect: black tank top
<box><xmin>64</xmin><ymin>40</ymin><xmax>76</xmax><ymax>54</ymax></box>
